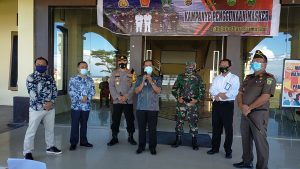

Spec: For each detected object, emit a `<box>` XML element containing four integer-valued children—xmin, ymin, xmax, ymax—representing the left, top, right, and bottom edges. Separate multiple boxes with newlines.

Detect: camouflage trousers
<box><xmin>175</xmin><ymin>103</ymin><xmax>199</xmax><ymax>136</ymax></box>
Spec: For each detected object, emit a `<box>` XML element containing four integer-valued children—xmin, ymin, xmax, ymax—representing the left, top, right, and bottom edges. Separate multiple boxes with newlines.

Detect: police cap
<box><xmin>253</xmin><ymin>50</ymin><xmax>268</xmax><ymax>63</ymax></box>
<box><xmin>118</xmin><ymin>55</ymin><xmax>128</xmax><ymax>61</ymax></box>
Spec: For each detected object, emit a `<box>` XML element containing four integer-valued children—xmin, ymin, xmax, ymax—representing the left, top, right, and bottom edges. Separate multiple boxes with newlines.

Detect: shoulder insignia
<box><xmin>267</xmin><ymin>78</ymin><xmax>273</xmax><ymax>85</ymax></box>
<box><xmin>132</xmin><ymin>71</ymin><xmax>137</xmax><ymax>83</ymax></box>
<box><xmin>265</xmin><ymin>72</ymin><xmax>274</xmax><ymax>77</ymax></box>
<box><xmin>245</xmin><ymin>74</ymin><xmax>254</xmax><ymax>80</ymax></box>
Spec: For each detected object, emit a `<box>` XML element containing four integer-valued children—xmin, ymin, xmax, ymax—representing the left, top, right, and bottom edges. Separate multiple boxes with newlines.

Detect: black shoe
<box><xmin>233</xmin><ymin>161</ymin><xmax>253</xmax><ymax>168</ymax></box>
<box><xmin>80</xmin><ymin>142</ymin><xmax>93</xmax><ymax>147</ymax></box>
<box><xmin>150</xmin><ymin>148</ymin><xmax>157</xmax><ymax>155</ymax></box>
<box><xmin>171</xmin><ymin>135</ymin><xmax>182</xmax><ymax>148</ymax></box>
<box><xmin>107</xmin><ymin>137</ymin><xmax>119</xmax><ymax>146</ymax></box>
<box><xmin>192</xmin><ymin>136</ymin><xmax>199</xmax><ymax>150</ymax></box>
<box><xmin>24</xmin><ymin>153</ymin><xmax>34</xmax><ymax>160</ymax></box>
<box><xmin>128</xmin><ymin>133</ymin><xmax>137</xmax><ymax>145</ymax></box>
<box><xmin>207</xmin><ymin>149</ymin><xmax>219</xmax><ymax>155</ymax></box>
<box><xmin>136</xmin><ymin>147</ymin><xmax>145</xmax><ymax>154</ymax></box>
<box><xmin>46</xmin><ymin>146</ymin><xmax>62</xmax><ymax>155</ymax></box>
<box><xmin>225</xmin><ymin>152</ymin><xmax>232</xmax><ymax>159</ymax></box>
<box><xmin>69</xmin><ymin>144</ymin><xmax>77</xmax><ymax>151</ymax></box>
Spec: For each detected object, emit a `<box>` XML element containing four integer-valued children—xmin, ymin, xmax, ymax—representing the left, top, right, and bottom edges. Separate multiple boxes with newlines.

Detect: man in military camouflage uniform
<box><xmin>171</xmin><ymin>62</ymin><xmax>205</xmax><ymax>150</ymax></box>
<box><xmin>107</xmin><ymin>55</ymin><xmax>137</xmax><ymax>146</ymax></box>
<box><xmin>234</xmin><ymin>50</ymin><xmax>276</xmax><ymax>169</ymax></box>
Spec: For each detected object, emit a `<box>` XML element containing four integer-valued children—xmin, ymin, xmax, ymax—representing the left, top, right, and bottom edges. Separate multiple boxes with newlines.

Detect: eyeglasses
<box><xmin>251</xmin><ymin>61</ymin><xmax>266</xmax><ymax>64</ymax></box>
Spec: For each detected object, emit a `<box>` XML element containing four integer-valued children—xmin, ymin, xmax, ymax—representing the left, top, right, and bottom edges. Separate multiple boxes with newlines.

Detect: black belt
<box><xmin>251</xmin><ymin>108</ymin><xmax>268</xmax><ymax>112</ymax></box>
<box><xmin>213</xmin><ymin>100</ymin><xmax>234</xmax><ymax>103</ymax></box>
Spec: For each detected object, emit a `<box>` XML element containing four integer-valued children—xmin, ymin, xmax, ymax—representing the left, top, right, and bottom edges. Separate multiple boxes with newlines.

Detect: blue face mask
<box><xmin>36</xmin><ymin>66</ymin><xmax>47</xmax><ymax>73</ymax></box>
<box><xmin>80</xmin><ymin>69</ymin><xmax>88</xmax><ymax>75</ymax></box>
<box><xmin>144</xmin><ymin>66</ymin><xmax>153</xmax><ymax>75</ymax></box>
<box><xmin>250</xmin><ymin>62</ymin><xmax>262</xmax><ymax>72</ymax></box>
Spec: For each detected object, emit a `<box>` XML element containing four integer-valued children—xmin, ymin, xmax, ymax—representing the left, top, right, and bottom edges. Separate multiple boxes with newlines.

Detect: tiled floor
<box><xmin>0</xmin><ymin>105</ymin><xmax>300</xmax><ymax>169</ymax></box>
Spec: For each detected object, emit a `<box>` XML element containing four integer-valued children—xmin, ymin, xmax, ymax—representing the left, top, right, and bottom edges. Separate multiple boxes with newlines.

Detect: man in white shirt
<box><xmin>135</xmin><ymin>13</ymin><xmax>143</xmax><ymax>33</ymax></box>
<box><xmin>207</xmin><ymin>59</ymin><xmax>240</xmax><ymax>159</ymax></box>
<box><xmin>143</xmin><ymin>12</ymin><xmax>152</xmax><ymax>33</ymax></box>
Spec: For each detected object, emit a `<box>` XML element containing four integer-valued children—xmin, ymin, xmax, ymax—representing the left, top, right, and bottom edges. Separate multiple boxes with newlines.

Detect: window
<box><xmin>9</xmin><ymin>31</ymin><xmax>18</xmax><ymax>91</ymax></box>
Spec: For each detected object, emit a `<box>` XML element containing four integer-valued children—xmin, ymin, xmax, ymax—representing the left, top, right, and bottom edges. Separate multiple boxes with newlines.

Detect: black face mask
<box><xmin>119</xmin><ymin>63</ymin><xmax>127</xmax><ymax>69</ymax></box>
<box><xmin>219</xmin><ymin>67</ymin><xmax>229</xmax><ymax>74</ymax></box>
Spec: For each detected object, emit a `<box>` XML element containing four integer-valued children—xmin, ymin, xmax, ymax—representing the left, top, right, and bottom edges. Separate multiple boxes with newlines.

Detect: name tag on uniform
<box><xmin>224</xmin><ymin>82</ymin><xmax>231</xmax><ymax>90</ymax></box>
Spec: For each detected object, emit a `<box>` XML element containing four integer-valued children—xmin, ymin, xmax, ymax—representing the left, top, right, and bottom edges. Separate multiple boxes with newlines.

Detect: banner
<box><xmin>98</xmin><ymin>0</ymin><xmax>280</xmax><ymax>36</ymax></box>
<box><xmin>281</xmin><ymin>59</ymin><xmax>300</xmax><ymax>108</ymax></box>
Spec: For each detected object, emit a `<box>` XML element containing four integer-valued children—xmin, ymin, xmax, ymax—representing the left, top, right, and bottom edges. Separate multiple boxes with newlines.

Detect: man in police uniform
<box><xmin>107</xmin><ymin>55</ymin><xmax>137</xmax><ymax>146</ymax></box>
<box><xmin>233</xmin><ymin>50</ymin><xmax>276</xmax><ymax>169</ymax></box>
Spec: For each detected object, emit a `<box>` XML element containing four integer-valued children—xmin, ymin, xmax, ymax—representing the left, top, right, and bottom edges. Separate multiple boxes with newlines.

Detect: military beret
<box><xmin>118</xmin><ymin>55</ymin><xmax>127</xmax><ymax>61</ymax></box>
<box><xmin>253</xmin><ymin>50</ymin><xmax>268</xmax><ymax>63</ymax></box>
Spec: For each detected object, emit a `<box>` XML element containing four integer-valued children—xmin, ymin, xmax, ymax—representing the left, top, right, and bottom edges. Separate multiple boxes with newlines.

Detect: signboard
<box><xmin>281</xmin><ymin>59</ymin><xmax>300</xmax><ymax>108</ymax></box>
<box><xmin>97</xmin><ymin>0</ymin><xmax>280</xmax><ymax>36</ymax></box>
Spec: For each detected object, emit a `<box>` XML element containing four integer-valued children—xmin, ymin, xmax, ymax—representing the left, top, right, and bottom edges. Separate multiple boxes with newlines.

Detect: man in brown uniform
<box><xmin>233</xmin><ymin>50</ymin><xmax>276</xmax><ymax>169</ymax></box>
<box><xmin>152</xmin><ymin>11</ymin><xmax>161</xmax><ymax>32</ymax></box>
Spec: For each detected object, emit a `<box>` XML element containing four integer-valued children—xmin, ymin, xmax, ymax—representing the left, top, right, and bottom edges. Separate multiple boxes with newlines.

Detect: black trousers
<box><xmin>211</xmin><ymin>101</ymin><xmax>234</xmax><ymax>153</ymax></box>
<box><xmin>136</xmin><ymin>110</ymin><xmax>158</xmax><ymax>149</ymax></box>
<box><xmin>70</xmin><ymin>109</ymin><xmax>90</xmax><ymax>145</ymax></box>
<box><xmin>111</xmin><ymin>104</ymin><xmax>135</xmax><ymax>135</ymax></box>
<box><xmin>100</xmin><ymin>97</ymin><xmax>109</xmax><ymax>107</ymax></box>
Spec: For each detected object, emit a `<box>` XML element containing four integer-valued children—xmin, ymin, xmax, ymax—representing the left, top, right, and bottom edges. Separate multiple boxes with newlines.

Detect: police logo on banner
<box><xmin>248</xmin><ymin>0</ymin><xmax>256</xmax><ymax>6</ymax></box>
<box><xmin>227</xmin><ymin>0</ymin><xmax>236</xmax><ymax>6</ymax></box>
<box><xmin>118</xmin><ymin>0</ymin><xmax>129</xmax><ymax>8</ymax></box>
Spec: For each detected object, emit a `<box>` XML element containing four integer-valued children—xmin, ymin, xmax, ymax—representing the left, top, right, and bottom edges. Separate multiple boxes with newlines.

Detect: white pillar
<box><xmin>18</xmin><ymin>0</ymin><xmax>34</xmax><ymax>97</ymax></box>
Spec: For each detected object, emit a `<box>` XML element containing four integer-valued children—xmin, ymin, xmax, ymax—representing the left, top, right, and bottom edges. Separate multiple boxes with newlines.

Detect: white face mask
<box><xmin>144</xmin><ymin>66</ymin><xmax>153</xmax><ymax>75</ymax></box>
<box><xmin>80</xmin><ymin>69</ymin><xmax>88</xmax><ymax>75</ymax></box>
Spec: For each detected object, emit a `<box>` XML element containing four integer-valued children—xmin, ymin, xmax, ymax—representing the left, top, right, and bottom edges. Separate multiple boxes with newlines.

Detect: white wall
<box><xmin>0</xmin><ymin>0</ymin><xmax>34</xmax><ymax>105</ymax></box>
<box><xmin>0</xmin><ymin>0</ymin><xmax>18</xmax><ymax>105</ymax></box>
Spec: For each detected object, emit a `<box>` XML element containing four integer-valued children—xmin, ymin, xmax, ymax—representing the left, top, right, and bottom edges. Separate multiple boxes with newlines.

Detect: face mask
<box><xmin>219</xmin><ymin>67</ymin><xmax>229</xmax><ymax>74</ymax></box>
<box><xmin>36</xmin><ymin>66</ymin><xmax>47</xmax><ymax>73</ymax></box>
<box><xmin>186</xmin><ymin>67</ymin><xmax>195</xmax><ymax>74</ymax></box>
<box><xmin>80</xmin><ymin>69</ymin><xmax>88</xmax><ymax>75</ymax></box>
<box><xmin>119</xmin><ymin>63</ymin><xmax>127</xmax><ymax>69</ymax></box>
<box><xmin>185</xmin><ymin>62</ymin><xmax>196</xmax><ymax>74</ymax></box>
<box><xmin>144</xmin><ymin>66</ymin><xmax>153</xmax><ymax>75</ymax></box>
<box><xmin>250</xmin><ymin>62</ymin><xmax>262</xmax><ymax>72</ymax></box>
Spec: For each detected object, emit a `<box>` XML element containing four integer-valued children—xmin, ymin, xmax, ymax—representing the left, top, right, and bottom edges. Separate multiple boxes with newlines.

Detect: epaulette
<box><xmin>265</xmin><ymin>72</ymin><xmax>274</xmax><ymax>77</ymax></box>
<box><xmin>245</xmin><ymin>74</ymin><xmax>254</xmax><ymax>79</ymax></box>
<box><xmin>131</xmin><ymin>69</ymin><xmax>136</xmax><ymax>83</ymax></box>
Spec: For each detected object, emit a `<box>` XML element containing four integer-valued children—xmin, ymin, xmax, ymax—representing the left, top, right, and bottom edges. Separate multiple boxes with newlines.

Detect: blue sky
<box><xmin>83</xmin><ymin>32</ymin><xmax>116</xmax><ymax>77</ymax></box>
<box><xmin>250</xmin><ymin>32</ymin><xmax>291</xmax><ymax>82</ymax></box>
<box><xmin>83</xmin><ymin>32</ymin><xmax>116</xmax><ymax>51</ymax></box>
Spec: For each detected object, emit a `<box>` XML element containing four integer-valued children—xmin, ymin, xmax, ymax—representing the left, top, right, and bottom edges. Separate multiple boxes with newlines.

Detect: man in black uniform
<box><xmin>119</xmin><ymin>12</ymin><xmax>128</xmax><ymax>33</ymax></box>
<box><xmin>127</xmin><ymin>9</ymin><xmax>135</xmax><ymax>33</ymax></box>
<box><xmin>233</xmin><ymin>50</ymin><xmax>276</xmax><ymax>169</ymax></box>
<box><xmin>99</xmin><ymin>76</ymin><xmax>110</xmax><ymax>108</ymax></box>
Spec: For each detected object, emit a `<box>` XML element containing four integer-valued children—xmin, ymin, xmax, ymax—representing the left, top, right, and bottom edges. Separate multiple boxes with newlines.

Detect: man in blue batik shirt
<box><xmin>23</xmin><ymin>57</ymin><xmax>62</xmax><ymax>160</ymax></box>
<box><xmin>68</xmin><ymin>61</ymin><xmax>95</xmax><ymax>151</ymax></box>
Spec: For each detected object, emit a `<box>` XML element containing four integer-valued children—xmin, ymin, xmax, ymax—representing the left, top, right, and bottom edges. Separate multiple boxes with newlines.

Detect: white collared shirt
<box><xmin>209</xmin><ymin>72</ymin><xmax>240</xmax><ymax>101</ymax></box>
